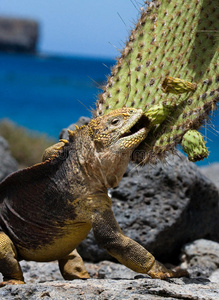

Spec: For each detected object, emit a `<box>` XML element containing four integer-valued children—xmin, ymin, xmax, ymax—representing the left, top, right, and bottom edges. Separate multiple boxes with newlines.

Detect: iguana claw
<box><xmin>0</xmin><ymin>280</ymin><xmax>25</xmax><ymax>287</ymax></box>
<box><xmin>147</xmin><ymin>260</ymin><xmax>189</xmax><ymax>280</ymax></box>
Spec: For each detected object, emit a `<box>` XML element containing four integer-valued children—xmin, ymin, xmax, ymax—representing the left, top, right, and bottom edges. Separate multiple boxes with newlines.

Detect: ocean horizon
<box><xmin>0</xmin><ymin>52</ymin><xmax>218</xmax><ymax>166</ymax></box>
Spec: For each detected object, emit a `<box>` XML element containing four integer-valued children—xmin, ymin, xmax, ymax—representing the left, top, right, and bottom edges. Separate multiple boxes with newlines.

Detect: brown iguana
<box><xmin>0</xmin><ymin>108</ymin><xmax>187</xmax><ymax>286</ymax></box>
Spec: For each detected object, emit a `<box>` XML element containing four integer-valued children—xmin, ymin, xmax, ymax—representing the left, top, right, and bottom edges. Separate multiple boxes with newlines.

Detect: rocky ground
<box><xmin>0</xmin><ymin>133</ymin><xmax>219</xmax><ymax>299</ymax></box>
<box><xmin>0</xmin><ymin>277</ymin><xmax>218</xmax><ymax>300</ymax></box>
<box><xmin>0</xmin><ymin>248</ymin><xmax>219</xmax><ymax>300</ymax></box>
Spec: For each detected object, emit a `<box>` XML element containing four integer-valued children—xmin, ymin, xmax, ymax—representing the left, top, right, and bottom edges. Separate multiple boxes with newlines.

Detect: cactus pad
<box><xmin>95</xmin><ymin>0</ymin><xmax>219</xmax><ymax>163</ymax></box>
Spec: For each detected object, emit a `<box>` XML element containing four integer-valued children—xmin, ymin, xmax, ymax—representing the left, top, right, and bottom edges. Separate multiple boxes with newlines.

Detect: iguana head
<box><xmin>88</xmin><ymin>107</ymin><xmax>149</xmax><ymax>151</ymax></box>
<box><xmin>82</xmin><ymin>107</ymin><xmax>149</xmax><ymax>188</ymax></box>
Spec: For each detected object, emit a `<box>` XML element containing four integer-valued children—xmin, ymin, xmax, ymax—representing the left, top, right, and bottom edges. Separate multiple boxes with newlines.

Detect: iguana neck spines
<box><xmin>44</xmin><ymin>107</ymin><xmax>149</xmax><ymax>191</ymax></box>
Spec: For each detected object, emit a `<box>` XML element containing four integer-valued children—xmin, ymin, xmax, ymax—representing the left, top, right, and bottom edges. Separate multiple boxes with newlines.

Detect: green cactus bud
<box><xmin>161</xmin><ymin>77</ymin><xmax>197</xmax><ymax>94</ymax></box>
<box><xmin>145</xmin><ymin>104</ymin><xmax>172</xmax><ymax>126</ymax></box>
<box><xmin>181</xmin><ymin>130</ymin><xmax>209</xmax><ymax>162</ymax></box>
<box><xmin>95</xmin><ymin>0</ymin><xmax>218</xmax><ymax>163</ymax></box>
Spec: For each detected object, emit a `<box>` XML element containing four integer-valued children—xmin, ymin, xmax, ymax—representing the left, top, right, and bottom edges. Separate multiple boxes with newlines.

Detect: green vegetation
<box><xmin>0</xmin><ymin>119</ymin><xmax>56</xmax><ymax>167</ymax></box>
<box><xmin>96</xmin><ymin>0</ymin><xmax>218</xmax><ymax>163</ymax></box>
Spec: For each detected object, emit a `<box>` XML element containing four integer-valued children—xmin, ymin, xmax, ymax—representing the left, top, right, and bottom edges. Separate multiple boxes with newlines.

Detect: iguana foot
<box><xmin>0</xmin><ymin>279</ymin><xmax>25</xmax><ymax>287</ymax></box>
<box><xmin>147</xmin><ymin>260</ymin><xmax>189</xmax><ymax>280</ymax></box>
<box><xmin>0</xmin><ymin>232</ymin><xmax>25</xmax><ymax>287</ymax></box>
<box><xmin>59</xmin><ymin>249</ymin><xmax>90</xmax><ymax>280</ymax></box>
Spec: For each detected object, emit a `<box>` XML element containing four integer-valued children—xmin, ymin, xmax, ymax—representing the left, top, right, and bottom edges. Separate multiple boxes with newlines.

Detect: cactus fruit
<box><xmin>161</xmin><ymin>77</ymin><xmax>197</xmax><ymax>94</ymax></box>
<box><xmin>181</xmin><ymin>130</ymin><xmax>209</xmax><ymax>162</ymax></box>
<box><xmin>95</xmin><ymin>0</ymin><xmax>218</xmax><ymax>163</ymax></box>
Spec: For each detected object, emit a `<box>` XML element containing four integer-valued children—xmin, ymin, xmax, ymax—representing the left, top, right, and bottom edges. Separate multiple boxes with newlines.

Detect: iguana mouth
<box><xmin>120</xmin><ymin>114</ymin><xmax>150</xmax><ymax>139</ymax></box>
<box><xmin>118</xmin><ymin>112</ymin><xmax>150</xmax><ymax>149</ymax></box>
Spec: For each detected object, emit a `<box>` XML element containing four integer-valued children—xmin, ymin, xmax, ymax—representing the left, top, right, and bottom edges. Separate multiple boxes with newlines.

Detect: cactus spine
<box><xmin>96</xmin><ymin>0</ymin><xmax>218</xmax><ymax>163</ymax></box>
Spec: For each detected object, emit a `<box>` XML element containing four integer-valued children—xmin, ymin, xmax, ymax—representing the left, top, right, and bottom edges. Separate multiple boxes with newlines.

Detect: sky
<box><xmin>0</xmin><ymin>0</ymin><xmax>142</xmax><ymax>58</ymax></box>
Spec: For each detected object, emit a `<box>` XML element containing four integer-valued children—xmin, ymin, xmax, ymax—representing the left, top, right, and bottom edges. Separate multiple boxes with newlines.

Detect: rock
<box><xmin>210</xmin><ymin>269</ymin><xmax>219</xmax><ymax>283</ymax></box>
<box><xmin>0</xmin><ymin>260</ymin><xmax>140</xmax><ymax>284</ymax></box>
<box><xmin>200</xmin><ymin>163</ymin><xmax>219</xmax><ymax>189</ymax></box>
<box><xmin>59</xmin><ymin>116</ymin><xmax>91</xmax><ymax>140</ymax></box>
<box><xmin>0</xmin><ymin>17</ymin><xmax>38</xmax><ymax>53</ymax></box>
<box><xmin>180</xmin><ymin>239</ymin><xmax>219</xmax><ymax>279</ymax></box>
<box><xmin>0</xmin><ymin>243</ymin><xmax>218</xmax><ymax>299</ymax></box>
<box><xmin>96</xmin><ymin>261</ymin><xmax>140</xmax><ymax>280</ymax></box>
<box><xmin>0</xmin><ymin>136</ymin><xmax>18</xmax><ymax>182</ymax></box>
<box><xmin>78</xmin><ymin>151</ymin><xmax>219</xmax><ymax>263</ymax></box>
<box><xmin>0</xmin><ymin>277</ymin><xmax>218</xmax><ymax>300</ymax></box>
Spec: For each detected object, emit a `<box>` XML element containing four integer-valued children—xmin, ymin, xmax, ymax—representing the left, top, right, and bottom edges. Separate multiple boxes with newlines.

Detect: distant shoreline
<box><xmin>0</xmin><ymin>49</ymin><xmax>116</xmax><ymax>64</ymax></box>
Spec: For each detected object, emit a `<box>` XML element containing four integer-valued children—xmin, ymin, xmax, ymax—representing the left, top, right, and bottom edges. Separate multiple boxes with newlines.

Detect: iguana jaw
<box><xmin>116</xmin><ymin>110</ymin><xmax>149</xmax><ymax>150</ymax></box>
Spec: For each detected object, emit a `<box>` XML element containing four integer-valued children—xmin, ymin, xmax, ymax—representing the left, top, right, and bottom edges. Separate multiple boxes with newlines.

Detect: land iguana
<box><xmin>0</xmin><ymin>108</ymin><xmax>188</xmax><ymax>286</ymax></box>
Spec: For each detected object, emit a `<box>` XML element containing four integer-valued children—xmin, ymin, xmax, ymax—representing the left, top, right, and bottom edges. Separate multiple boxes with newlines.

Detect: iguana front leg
<box><xmin>58</xmin><ymin>249</ymin><xmax>90</xmax><ymax>280</ymax></box>
<box><xmin>92</xmin><ymin>208</ymin><xmax>188</xmax><ymax>279</ymax></box>
<box><xmin>0</xmin><ymin>232</ymin><xmax>25</xmax><ymax>286</ymax></box>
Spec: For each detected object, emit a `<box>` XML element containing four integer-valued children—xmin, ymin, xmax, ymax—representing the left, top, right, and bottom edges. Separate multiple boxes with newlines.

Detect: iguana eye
<box><xmin>111</xmin><ymin>118</ymin><xmax>120</xmax><ymax>126</ymax></box>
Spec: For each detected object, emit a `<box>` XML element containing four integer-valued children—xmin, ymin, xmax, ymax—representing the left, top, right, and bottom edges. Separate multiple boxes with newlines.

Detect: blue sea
<box><xmin>0</xmin><ymin>52</ymin><xmax>218</xmax><ymax>166</ymax></box>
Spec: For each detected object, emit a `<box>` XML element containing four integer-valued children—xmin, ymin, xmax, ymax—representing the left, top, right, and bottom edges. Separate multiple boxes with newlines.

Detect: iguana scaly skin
<box><xmin>0</xmin><ymin>108</ymin><xmax>187</xmax><ymax>286</ymax></box>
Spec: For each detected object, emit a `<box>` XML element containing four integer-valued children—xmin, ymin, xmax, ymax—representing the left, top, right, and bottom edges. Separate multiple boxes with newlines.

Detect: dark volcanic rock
<box><xmin>0</xmin><ymin>136</ymin><xmax>18</xmax><ymax>182</ymax></box>
<box><xmin>78</xmin><ymin>152</ymin><xmax>219</xmax><ymax>263</ymax></box>
<box><xmin>0</xmin><ymin>17</ymin><xmax>38</xmax><ymax>53</ymax></box>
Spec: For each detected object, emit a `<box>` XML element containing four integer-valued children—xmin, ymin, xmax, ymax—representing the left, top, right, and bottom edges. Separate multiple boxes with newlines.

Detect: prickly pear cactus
<box><xmin>96</xmin><ymin>0</ymin><xmax>219</xmax><ymax>163</ymax></box>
